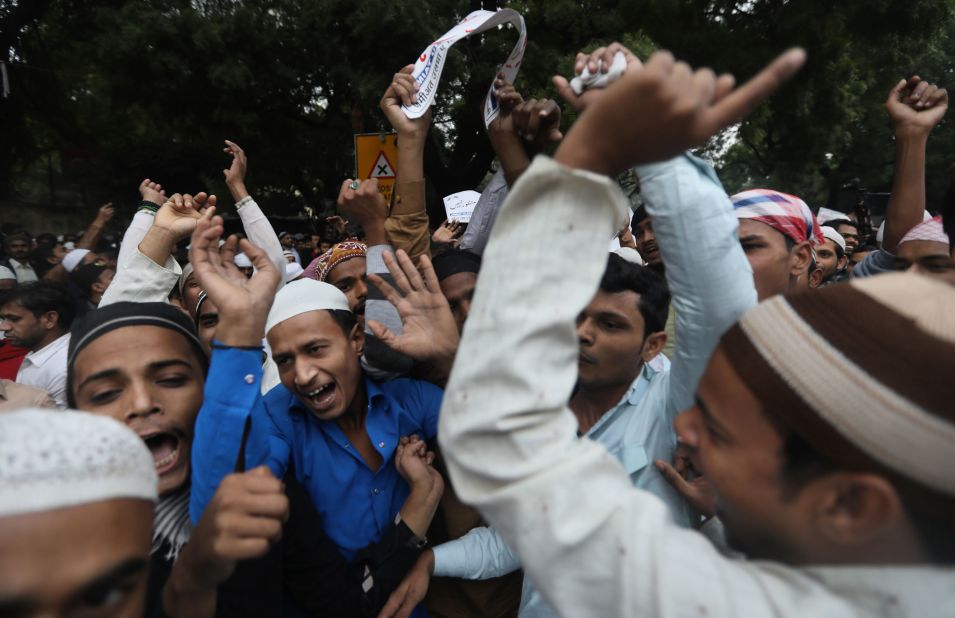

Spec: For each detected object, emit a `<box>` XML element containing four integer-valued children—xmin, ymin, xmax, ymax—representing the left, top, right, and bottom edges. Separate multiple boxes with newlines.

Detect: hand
<box><xmin>655</xmin><ymin>443</ymin><xmax>717</xmax><ymax>518</ymax></box>
<box><xmin>381</xmin><ymin>64</ymin><xmax>432</xmax><ymax>140</ymax></box>
<box><xmin>395</xmin><ymin>434</ymin><xmax>439</xmax><ymax>486</ymax></box>
<box><xmin>325</xmin><ymin>215</ymin><xmax>347</xmax><ymax>237</ymax></box>
<box><xmin>338</xmin><ymin>178</ymin><xmax>388</xmax><ymax>230</ymax></box>
<box><xmin>377</xmin><ymin>550</ymin><xmax>434</xmax><ymax>618</ymax></box>
<box><xmin>553</xmin><ymin>42</ymin><xmax>642</xmax><ymax>113</ymax></box>
<box><xmin>184</xmin><ymin>467</ymin><xmax>288</xmax><ymax>589</ymax></box>
<box><xmin>885</xmin><ymin>76</ymin><xmax>948</xmax><ymax>138</ymax></box>
<box><xmin>155</xmin><ymin>192</ymin><xmax>216</xmax><ymax>242</ymax></box>
<box><xmin>485</xmin><ymin>74</ymin><xmax>525</xmax><ymax>138</ymax></box>
<box><xmin>367</xmin><ymin>250</ymin><xmax>460</xmax><ymax>364</ymax></box>
<box><xmin>555</xmin><ymin>47</ymin><xmax>807</xmax><ymax>175</ymax></box>
<box><xmin>618</xmin><ymin>221</ymin><xmax>637</xmax><ymax>250</ymax></box>
<box><xmin>222</xmin><ymin>139</ymin><xmax>250</xmax><ymax>200</ymax></box>
<box><xmin>139</xmin><ymin>178</ymin><xmax>167</xmax><ymax>207</ymax></box>
<box><xmin>512</xmin><ymin>98</ymin><xmax>563</xmax><ymax>151</ymax></box>
<box><xmin>94</xmin><ymin>203</ymin><xmax>115</xmax><ymax>224</ymax></box>
<box><xmin>189</xmin><ymin>209</ymin><xmax>281</xmax><ymax>346</ymax></box>
<box><xmin>431</xmin><ymin>220</ymin><xmax>464</xmax><ymax>247</ymax></box>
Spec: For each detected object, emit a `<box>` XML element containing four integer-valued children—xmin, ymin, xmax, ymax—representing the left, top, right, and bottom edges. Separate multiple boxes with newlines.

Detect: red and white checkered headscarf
<box><xmin>731</xmin><ymin>189</ymin><xmax>824</xmax><ymax>246</ymax></box>
<box><xmin>899</xmin><ymin>216</ymin><xmax>950</xmax><ymax>246</ymax></box>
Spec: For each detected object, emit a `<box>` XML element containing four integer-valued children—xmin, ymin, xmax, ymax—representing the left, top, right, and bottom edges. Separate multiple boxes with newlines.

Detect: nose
<box><xmin>355</xmin><ymin>277</ymin><xmax>368</xmax><ymax>303</ymax></box>
<box><xmin>457</xmin><ymin>298</ymin><xmax>472</xmax><ymax>325</ymax></box>
<box><xmin>0</xmin><ymin>320</ymin><xmax>10</xmax><ymax>333</ymax></box>
<box><xmin>674</xmin><ymin>407</ymin><xmax>701</xmax><ymax>449</ymax></box>
<box><xmin>293</xmin><ymin>357</ymin><xmax>318</xmax><ymax>389</ymax></box>
<box><xmin>126</xmin><ymin>381</ymin><xmax>160</xmax><ymax>422</ymax></box>
<box><xmin>576</xmin><ymin>316</ymin><xmax>595</xmax><ymax>347</ymax></box>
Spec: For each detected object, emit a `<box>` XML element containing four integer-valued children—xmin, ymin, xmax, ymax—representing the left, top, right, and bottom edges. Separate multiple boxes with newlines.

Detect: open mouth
<box><xmin>141</xmin><ymin>432</ymin><xmax>181</xmax><ymax>476</ymax></box>
<box><xmin>303</xmin><ymin>382</ymin><xmax>337</xmax><ymax>411</ymax></box>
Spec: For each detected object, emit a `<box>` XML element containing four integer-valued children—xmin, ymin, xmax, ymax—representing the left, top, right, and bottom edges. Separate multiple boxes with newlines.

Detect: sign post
<box><xmin>354</xmin><ymin>133</ymin><xmax>398</xmax><ymax>204</ymax></box>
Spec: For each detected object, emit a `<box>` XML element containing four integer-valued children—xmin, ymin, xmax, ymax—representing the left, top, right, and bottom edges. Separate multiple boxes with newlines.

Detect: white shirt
<box><xmin>439</xmin><ymin>155</ymin><xmax>955</xmax><ymax>618</ymax></box>
<box><xmin>7</xmin><ymin>258</ymin><xmax>37</xmax><ymax>283</ymax></box>
<box><xmin>17</xmin><ymin>333</ymin><xmax>70</xmax><ymax>407</ymax></box>
<box><xmin>0</xmin><ymin>265</ymin><xmax>14</xmax><ymax>282</ymax></box>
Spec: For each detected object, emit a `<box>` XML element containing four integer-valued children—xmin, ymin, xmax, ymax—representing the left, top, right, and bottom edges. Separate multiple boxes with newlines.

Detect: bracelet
<box><xmin>137</xmin><ymin>200</ymin><xmax>159</xmax><ymax>213</ymax></box>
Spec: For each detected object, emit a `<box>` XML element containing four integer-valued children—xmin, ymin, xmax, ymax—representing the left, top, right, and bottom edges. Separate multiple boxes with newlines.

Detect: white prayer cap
<box><xmin>614</xmin><ymin>247</ymin><xmax>645</xmax><ymax>265</ymax></box>
<box><xmin>61</xmin><ymin>249</ymin><xmax>91</xmax><ymax>273</ymax></box>
<box><xmin>820</xmin><ymin>226</ymin><xmax>847</xmax><ymax>253</ymax></box>
<box><xmin>815</xmin><ymin>207</ymin><xmax>847</xmax><ymax>225</ymax></box>
<box><xmin>234</xmin><ymin>252</ymin><xmax>253</xmax><ymax>268</ymax></box>
<box><xmin>285</xmin><ymin>262</ymin><xmax>304</xmax><ymax>282</ymax></box>
<box><xmin>0</xmin><ymin>409</ymin><xmax>158</xmax><ymax>518</ymax></box>
<box><xmin>64</xmin><ymin>241</ymin><xmax>76</xmax><ymax>251</ymax></box>
<box><xmin>179</xmin><ymin>263</ymin><xmax>195</xmax><ymax>296</ymax></box>
<box><xmin>265</xmin><ymin>278</ymin><xmax>350</xmax><ymax>334</ymax></box>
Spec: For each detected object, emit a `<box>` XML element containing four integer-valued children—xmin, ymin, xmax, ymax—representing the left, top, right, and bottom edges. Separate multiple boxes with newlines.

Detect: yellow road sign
<box><xmin>355</xmin><ymin>132</ymin><xmax>398</xmax><ymax>205</ymax></box>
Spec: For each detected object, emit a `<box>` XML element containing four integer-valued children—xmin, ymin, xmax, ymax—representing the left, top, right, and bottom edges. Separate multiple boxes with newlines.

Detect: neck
<box><xmin>336</xmin><ymin>379</ymin><xmax>368</xmax><ymax>432</ymax></box>
<box><xmin>570</xmin><ymin>376</ymin><xmax>638</xmax><ymax>435</ymax></box>
<box><xmin>33</xmin><ymin>329</ymin><xmax>64</xmax><ymax>352</ymax></box>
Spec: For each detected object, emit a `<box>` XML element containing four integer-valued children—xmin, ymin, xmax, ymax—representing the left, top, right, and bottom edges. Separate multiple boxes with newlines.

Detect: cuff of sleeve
<box><xmin>431</xmin><ymin>541</ymin><xmax>468</xmax><ymax>578</ymax></box>
<box><xmin>366</xmin><ymin>244</ymin><xmax>395</xmax><ymax>273</ymax></box>
<box><xmin>235</xmin><ymin>195</ymin><xmax>255</xmax><ymax>211</ymax></box>
<box><xmin>208</xmin><ymin>342</ymin><xmax>264</xmax><ymax>391</ymax></box>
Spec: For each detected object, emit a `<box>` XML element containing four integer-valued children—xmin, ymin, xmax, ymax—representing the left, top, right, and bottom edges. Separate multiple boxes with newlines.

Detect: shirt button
<box><xmin>372</xmin><ymin>488</ymin><xmax>380</xmax><ymax>495</ymax></box>
<box><xmin>378</xmin><ymin>441</ymin><xmax>385</xmax><ymax>448</ymax></box>
<box><xmin>244</xmin><ymin>374</ymin><xmax>254</xmax><ymax>384</ymax></box>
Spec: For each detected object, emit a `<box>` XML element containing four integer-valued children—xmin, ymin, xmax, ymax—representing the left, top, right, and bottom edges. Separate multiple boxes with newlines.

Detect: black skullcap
<box><xmin>72</xmin><ymin>262</ymin><xmax>109</xmax><ymax>295</ymax></box>
<box><xmin>67</xmin><ymin>302</ymin><xmax>208</xmax><ymax>407</ymax></box>
<box><xmin>631</xmin><ymin>204</ymin><xmax>649</xmax><ymax>226</ymax></box>
<box><xmin>431</xmin><ymin>249</ymin><xmax>482</xmax><ymax>282</ymax></box>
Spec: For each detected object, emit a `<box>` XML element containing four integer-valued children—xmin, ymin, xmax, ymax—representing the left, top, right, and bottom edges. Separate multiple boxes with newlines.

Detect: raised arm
<box><xmin>75</xmin><ymin>202</ymin><xmax>115</xmax><ymax>251</ymax></box>
<box><xmin>440</xmin><ymin>48</ymin><xmax>807</xmax><ymax>618</ymax></box>
<box><xmin>117</xmin><ymin>179</ymin><xmax>167</xmax><ymax>267</ymax></box>
<box><xmin>222</xmin><ymin>140</ymin><xmax>286</xmax><ymax>285</ymax></box>
<box><xmin>380</xmin><ymin>65</ymin><xmax>432</xmax><ymax>263</ymax></box>
<box><xmin>881</xmin><ymin>76</ymin><xmax>948</xmax><ymax>253</ymax></box>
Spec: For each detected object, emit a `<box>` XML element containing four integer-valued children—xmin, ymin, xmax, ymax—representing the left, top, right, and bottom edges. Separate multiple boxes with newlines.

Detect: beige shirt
<box><xmin>440</xmin><ymin>155</ymin><xmax>955</xmax><ymax>618</ymax></box>
<box><xmin>0</xmin><ymin>379</ymin><xmax>56</xmax><ymax>411</ymax></box>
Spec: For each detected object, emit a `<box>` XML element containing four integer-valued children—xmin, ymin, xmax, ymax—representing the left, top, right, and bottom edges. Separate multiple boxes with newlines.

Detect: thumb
<box><xmin>886</xmin><ymin>78</ymin><xmax>908</xmax><ymax>106</ymax></box>
<box><xmin>655</xmin><ymin>460</ymin><xmax>693</xmax><ymax>496</ymax></box>
<box><xmin>248</xmin><ymin>466</ymin><xmax>273</xmax><ymax>478</ymax></box>
<box><xmin>552</xmin><ymin>75</ymin><xmax>580</xmax><ymax>108</ymax></box>
<box><xmin>703</xmin><ymin>47</ymin><xmax>806</xmax><ymax>136</ymax></box>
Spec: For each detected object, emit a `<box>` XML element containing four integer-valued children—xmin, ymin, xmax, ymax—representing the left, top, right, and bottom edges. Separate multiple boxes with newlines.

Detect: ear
<box><xmin>809</xmin><ymin>268</ymin><xmax>823</xmax><ymax>289</ymax></box>
<box><xmin>91</xmin><ymin>281</ymin><xmax>106</xmax><ymax>295</ymax></box>
<box><xmin>809</xmin><ymin>473</ymin><xmax>905</xmax><ymax>548</ymax></box>
<box><xmin>41</xmin><ymin>310</ymin><xmax>59</xmax><ymax>331</ymax></box>
<box><xmin>641</xmin><ymin>331</ymin><xmax>667</xmax><ymax>363</ymax></box>
<box><xmin>789</xmin><ymin>242</ymin><xmax>813</xmax><ymax>277</ymax></box>
<box><xmin>350</xmin><ymin>322</ymin><xmax>365</xmax><ymax>357</ymax></box>
<box><xmin>837</xmin><ymin>254</ymin><xmax>848</xmax><ymax>271</ymax></box>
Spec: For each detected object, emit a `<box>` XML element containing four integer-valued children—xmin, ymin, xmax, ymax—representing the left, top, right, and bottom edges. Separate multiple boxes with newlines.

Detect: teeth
<box><xmin>307</xmin><ymin>384</ymin><xmax>332</xmax><ymax>397</ymax></box>
<box><xmin>155</xmin><ymin>448</ymin><xmax>177</xmax><ymax>469</ymax></box>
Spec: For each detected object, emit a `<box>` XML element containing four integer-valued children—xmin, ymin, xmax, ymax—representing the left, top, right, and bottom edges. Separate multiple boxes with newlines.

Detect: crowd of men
<box><xmin>0</xmin><ymin>37</ymin><xmax>952</xmax><ymax>618</ymax></box>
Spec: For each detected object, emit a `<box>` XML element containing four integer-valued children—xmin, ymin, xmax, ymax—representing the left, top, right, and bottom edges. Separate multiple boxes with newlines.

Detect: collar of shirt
<box><xmin>9</xmin><ymin>258</ymin><xmax>32</xmax><ymax>270</ymax></box>
<box><xmin>23</xmin><ymin>333</ymin><xmax>70</xmax><ymax>368</ymax></box>
<box><xmin>586</xmin><ymin>361</ymin><xmax>663</xmax><ymax>439</ymax></box>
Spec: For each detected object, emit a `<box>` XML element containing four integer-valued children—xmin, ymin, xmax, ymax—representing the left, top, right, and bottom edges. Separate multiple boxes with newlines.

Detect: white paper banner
<box><xmin>403</xmin><ymin>9</ymin><xmax>527</xmax><ymax>127</ymax></box>
<box><xmin>443</xmin><ymin>190</ymin><xmax>482</xmax><ymax>224</ymax></box>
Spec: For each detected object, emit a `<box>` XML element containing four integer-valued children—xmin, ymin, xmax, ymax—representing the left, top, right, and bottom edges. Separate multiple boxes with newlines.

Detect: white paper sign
<box><xmin>443</xmin><ymin>190</ymin><xmax>482</xmax><ymax>224</ymax></box>
<box><xmin>403</xmin><ymin>9</ymin><xmax>527</xmax><ymax>127</ymax></box>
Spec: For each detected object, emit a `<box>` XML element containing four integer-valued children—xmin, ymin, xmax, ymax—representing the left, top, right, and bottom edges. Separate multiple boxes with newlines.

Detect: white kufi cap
<box><xmin>0</xmin><ymin>409</ymin><xmax>158</xmax><ymax>518</ymax></box>
<box><xmin>265</xmin><ymin>278</ymin><xmax>350</xmax><ymax>334</ymax></box>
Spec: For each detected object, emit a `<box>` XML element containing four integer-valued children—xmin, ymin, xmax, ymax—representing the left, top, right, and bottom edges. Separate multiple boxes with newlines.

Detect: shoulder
<box><xmin>375</xmin><ymin>377</ymin><xmax>443</xmax><ymax>402</ymax></box>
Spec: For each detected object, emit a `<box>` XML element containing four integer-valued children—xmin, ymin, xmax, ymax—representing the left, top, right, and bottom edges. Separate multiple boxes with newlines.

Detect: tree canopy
<box><xmin>2</xmin><ymin>0</ymin><xmax>953</xmax><ymax>229</ymax></box>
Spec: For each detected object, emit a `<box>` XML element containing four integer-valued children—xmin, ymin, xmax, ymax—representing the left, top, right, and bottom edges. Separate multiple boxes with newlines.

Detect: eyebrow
<box><xmin>70</xmin><ymin>556</ymin><xmax>148</xmax><ymax>604</ymax></box>
<box><xmin>738</xmin><ymin>235</ymin><xmax>766</xmax><ymax>244</ymax></box>
<box><xmin>695</xmin><ymin>394</ymin><xmax>732</xmax><ymax>439</ymax></box>
<box><xmin>77</xmin><ymin>359</ymin><xmax>194</xmax><ymax>390</ymax></box>
<box><xmin>594</xmin><ymin>310</ymin><xmax>630</xmax><ymax>324</ymax></box>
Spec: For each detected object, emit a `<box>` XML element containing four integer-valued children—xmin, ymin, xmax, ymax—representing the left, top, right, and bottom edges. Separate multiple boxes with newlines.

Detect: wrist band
<box><xmin>137</xmin><ymin>200</ymin><xmax>159</xmax><ymax>213</ymax></box>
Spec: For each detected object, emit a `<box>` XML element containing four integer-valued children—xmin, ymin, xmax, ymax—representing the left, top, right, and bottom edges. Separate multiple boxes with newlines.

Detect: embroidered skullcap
<box><xmin>304</xmin><ymin>241</ymin><xmax>367</xmax><ymax>282</ymax></box>
<box><xmin>67</xmin><ymin>302</ymin><xmax>207</xmax><ymax>407</ymax></box>
<box><xmin>820</xmin><ymin>226</ymin><xmax>846</xmax><ymax>254</ymax></box>
<box><xmin>719</xmin><ymin>272</ymin><xmax>955</xmax><ymax>515</ymax></box>
<box><xmin>61</xmin><ymin>248</ymin><xmax>91</xmax><ymax>273</ymax></box>
<box><xmin>431</xmin><ymin>249</ymin><xmax>482</xmax><ymax>282</ymax></box>
<box><xmin>285</xmin><ymin>262</ymin><xmax>304</xmax><ymax>282</ymax></box>
<box><xmin>234</xmin><ymin>252</ymin><xmax>253</xmax><ymax>268</ymax></box>
<box><xmin>179</xmin><ymin>263</ymin><xmax>195</xmax><ymax>296</ymax></box>
<box><xmin>899</xmin><ymin>216</ymin><xmax>950</xmax><ymax>247</ymax></box>
<box><xmin>0</xmin><ymin>408</ymin><xmax>158</xmax><ymax>517</ymax></box>
<box><xmin>732</xmin><ymin>189</ymin><xmax>824</xmax><ymax>246</ymax></box>
<box><xmin>265</xmin><ymin>278</ymin><xmax>350</xmax><ymax>334</ymax></box>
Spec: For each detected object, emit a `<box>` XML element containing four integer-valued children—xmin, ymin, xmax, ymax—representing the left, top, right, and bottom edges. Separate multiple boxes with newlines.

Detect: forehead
<box><xmin>818</xmin><ymin>239</ymin><xmax>838</xmax><ymax>253</ymax></box>
<box><xmin>738</xmin><ymin>219</ymin><xmax>789</xmax><ymax>246</ymax></box>
<box><xmin>586</xmin><ymin>288</ymin><xmax>643</xmax><ymax>320</ymax></box>
<box><xmin>439</xmin><ymin>271</ymin><xmax>477</xmax><ymax>299</ymax></box>
<box><xmin>699</xmin><ymin>346</ymin><xmax>783</xmax><ymax>446</ymax></box>
<box><xmin>8</xmin><ymin>239</ymin><xmax>29</xmax><ymax>246</ymax></box>
<box><xmin>897</xmin><ymin>239</ymin><xmax>950</xmax><ymax>261</ymax></box>
<box><xmin>267</xmin><ymin>310</ymin><xmax>346</xmax><ymax>350</ymax></box>
<box><xmin>326</xmin><ymin>256</ymin><xmax>366</xmax><ymax>283</ymax></box>
<box><xmin>633</xmin><ymin>217</ymin><xmax>652</xmax><ymax>231</ymax></box>
<box><xmin>836</xmin><ymin>223</ymin><xmax>858</xmax><ymax>233</ymax></box>
<box><xmin>73</xmin><ymin>325</ymin><xmax>200</xmax><ymax>377</ymax></box>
